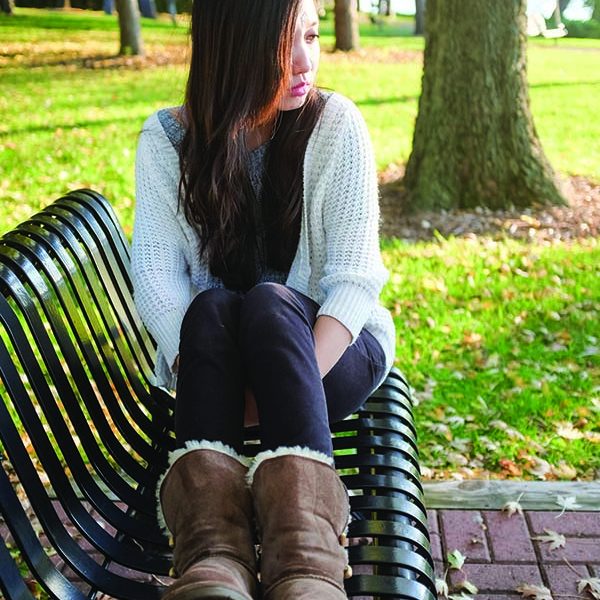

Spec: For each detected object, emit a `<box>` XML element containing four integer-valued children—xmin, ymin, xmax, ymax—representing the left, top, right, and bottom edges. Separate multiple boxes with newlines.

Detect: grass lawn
<box><xmin>0</xmin><ymin>8</ymin><xmax>599</xmax><ymax>480</ymax></box>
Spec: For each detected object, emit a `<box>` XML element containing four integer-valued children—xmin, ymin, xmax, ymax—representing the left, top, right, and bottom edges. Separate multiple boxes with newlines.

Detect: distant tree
<box><xmin>559</xmin><ymin>0</ymin><xmax>571</xmax><ymax>13</ymax></box>
<box><xmin>404</xmin><ymin>0</ymin><xmax>564</xmax><ymax>211</ymax></box>
<box><xmin>414</xmin><ymin>0</ymin><xmax>425</xmax><ymax>34</ymax></box>
<box><xmin>1</xmin><ymin>0</ymin><xmax>13</xmax><ymax>14</ymax></box>
<box><xmin>334</xmin><ymin>0</ymin><xmax>360</xmax><ymax>51</ymax></box>
<box><xmin>583</xmin><ymin>0</ymin><xmax>599</xmax><ymax>20</ymax></box>
<box><xmin>378</xmin><ymin>0</ymin><xmax>391</xmax><ymax>16</ymax></box>
<box><xmin>138</xmin><ymin>0</ymin><xmax>156</xmax><ymax>19</ymax></box>
<box><xmin>115</xmin><ymin>0</ymin><xmax>144</xmax><ymax>55</ymax></box>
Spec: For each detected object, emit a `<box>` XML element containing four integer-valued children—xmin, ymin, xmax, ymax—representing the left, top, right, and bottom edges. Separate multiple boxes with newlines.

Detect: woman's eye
<box><xmin>306</xmin><ymin>32</ymin><xmax>320</xmax><ymax>43</ymax></box>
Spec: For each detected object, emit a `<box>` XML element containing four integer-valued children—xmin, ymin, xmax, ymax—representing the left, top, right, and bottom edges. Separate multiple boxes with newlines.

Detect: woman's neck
<box><xmin>245</xmin><ymin>117</ymin><xmax>278</xmax><ymax>151</ymax></box>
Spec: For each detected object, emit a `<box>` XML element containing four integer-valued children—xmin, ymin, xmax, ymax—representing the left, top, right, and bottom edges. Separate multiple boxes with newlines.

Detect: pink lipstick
<box><xmin>290</xmin><ymin>82</ymin><xmax>310</xmax><ymax>97</ymax></box>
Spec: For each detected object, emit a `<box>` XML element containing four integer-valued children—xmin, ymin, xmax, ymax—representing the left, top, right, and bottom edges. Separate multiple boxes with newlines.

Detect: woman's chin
<box><xmin>279</xmin><ymin>94</ymin><xmax>309</xmax><ymax>112</ymax></box>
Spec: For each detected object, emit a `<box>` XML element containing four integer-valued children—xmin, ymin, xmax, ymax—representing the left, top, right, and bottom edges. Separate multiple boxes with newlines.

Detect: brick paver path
<box><xmin>3</xmin><ymin>503</ymin><xmax>599</xmax><ymax>598</ymax></box>
<box><xmin>429</xmin><ymin>509</ymin><xmax>600</xmax><ymax>598</ymax></box>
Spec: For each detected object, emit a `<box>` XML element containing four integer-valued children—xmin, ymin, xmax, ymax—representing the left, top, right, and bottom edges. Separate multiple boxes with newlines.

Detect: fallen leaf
<box><xmin>425</xmin><ymin>421</ymin><xmax>453</xmax><ymax>440</ymax></box>
<box><xmin>505</xmin><ymin>426</ymin><xmax>526</xmax><ymax>441</ymax></box>
<box><xmin>459</xmin><ymin>580</ymin><xmax>478</xmax><ymax>594</ymax></box>
<box><xmin>527</xmin><ymin>457</ymin><xmax>552</xmax><ymax>480</ymax></box>
<box><xmin>447</xmin><ymin>549</ymin><xmax>466</xmax><ymax>570</ymax></box>
<box><xmin>550</xmin><ymin>461</ymin><xmax>577</xmax><ymax>480</ymax></box>
<box><xmin>435</xmin><ymin>577</ymin><xmax>449</xmax><ymax>597</ymax></box>
<box><xmin>532</xmin><ymin>529</ymin><xmax>566</xmax><ymax>551</ymax></box>
<box><xmin>462</xmin><ymin>331</ymin><xmax>483</xmax><ymax>348</ymax></box>
<box><xmin>448</xmin><ymin>594</ymin><xmax>474</xmax><ymax>600</ymax></box>
<box><xmin>447</xmin><ymin>452</ymin><xmax>469</xmax><ymax>467</ymax></box>
<box><xmin>516</xmin><ymin>583</ymin><xmax>553</xmax><ymax>600</ymax></box>
<box><xmin>472</xmin><ymin>513</ymin><xmax>487</xmax><ymax>530</ymax></box>
<box><xmin>581</xmin><ymin>345</ymin><xmax>599</xmax><ymax>357</ymax></box>
<box><xmin>503</xmin><ymin>492</ymin><xmax>525</xmax><ymax>517</ymax></box>
<box><xmin>556</xmin><ymin>495</ymin><xmax>581</xmax><ymax>517</ymax></box>
<box><xmin>577</xmin><ymin>577</ymin><xmax>600</xmax><ymax>599</ymax></box>
<box><xmin>499</xmin><ymin>458</ymin><xmax>523</xmax><ymax>477</ymax></box>
<box><xmin>556</xmin><ymin>422</ymin><xmax>585</xmax><ymax>440</ymax></box>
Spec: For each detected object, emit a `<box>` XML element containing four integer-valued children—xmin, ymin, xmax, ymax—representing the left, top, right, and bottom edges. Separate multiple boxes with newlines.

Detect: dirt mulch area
<box><xmin>323</xmin><ymin>47</ymin><xmax>422</xmax><ymax>65</ymax></box>
<box><xmin>0</xmin><ymin>43</ymin><xmax>190</xmax><ymax>70</ymax></box>
<box><xmin>1</xmin><ymin>43</ymin><xmax>421</xmax><ymax>71</ymax></box>
<box><xmin>379</xmin><ymin>166</ymin><xmax>600</xmax><ymax>243</ymax></box>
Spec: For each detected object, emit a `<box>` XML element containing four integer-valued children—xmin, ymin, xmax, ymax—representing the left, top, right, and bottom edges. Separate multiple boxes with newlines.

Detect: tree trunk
<box><xmin>379</xmin><ymin>0</ymin><xmax>391</xmax><ymax>16</ymax></box>
<box><xmin>404</xmin><ymin>0</ymin><xmax>564</xmax><ymax>210</ymax></box>
<box><xmin>414</xmin><ymin>0</ymin><xmax>425</xmax><ymax>35</ymax></box>
<box><xmin>558</xmin><ymin>0</ymin><xmax>571</xmax><ymax>13</ymax></box>
<box><xmin>115</xmin><ymin>0</ymin><xmax>144</xmax><ymax>56</ymax></box>
<box><xmin>138</xmin><ymin>0</ymin><xmax>156</xmax><ymax>19</ymax></box>
<box><xmin>334</xmin><ymin>0</ymin><xmax>360</xmax><ymax>51</ymax></box>
<box><xmin>553</xmin><ymin>1</ymin><xmax>563</xmax><ymax>26</ymax></box>
<box><xmin>0</xmin><ymin>0</ymin><xmax>13</xmax><ymax>14</ymax></box>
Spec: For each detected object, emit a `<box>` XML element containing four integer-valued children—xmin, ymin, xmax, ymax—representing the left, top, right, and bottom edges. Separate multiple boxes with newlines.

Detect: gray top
<box><xmin>156</xmin><ymin>107</ymin><xmax>288</xmax><ymax>285</ymax></box>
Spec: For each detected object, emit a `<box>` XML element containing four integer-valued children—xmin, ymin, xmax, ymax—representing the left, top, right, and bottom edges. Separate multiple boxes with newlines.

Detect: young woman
<box><xmin>132</xmin><ymin>0</ymin><xmax>395</xmax><ymax>598</ymax></box>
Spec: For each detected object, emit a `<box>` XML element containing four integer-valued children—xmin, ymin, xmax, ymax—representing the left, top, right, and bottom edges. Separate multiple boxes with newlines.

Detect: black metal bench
<box><xmin>0</xmin><ymin>189</ymin><xmax>435</xmax><ymax>600</ymax></box>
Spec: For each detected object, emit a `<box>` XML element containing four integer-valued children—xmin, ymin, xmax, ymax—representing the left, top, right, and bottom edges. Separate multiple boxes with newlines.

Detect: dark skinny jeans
<box><xmin>175</xmin><ymin>282</ymin><xmax>387</xmax><ymax>457</ymax></box>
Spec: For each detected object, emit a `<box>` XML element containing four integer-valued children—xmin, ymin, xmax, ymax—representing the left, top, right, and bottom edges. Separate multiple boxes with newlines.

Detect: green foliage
<box><xmin>564</xmin><ymin>18</ymin><xmax>600</xmax><ymax>38</ymax></box>
<box><xmin>381</xmin><ymin>236</ymin><xmax>600</xmax><ymax>479</ymax></box>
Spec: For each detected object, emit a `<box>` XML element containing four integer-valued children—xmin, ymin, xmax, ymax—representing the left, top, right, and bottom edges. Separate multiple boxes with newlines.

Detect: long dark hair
<box><xmin>178</xmin><ymin>0</ymin><xmax>325</xmax><ymax>291</ymax></box>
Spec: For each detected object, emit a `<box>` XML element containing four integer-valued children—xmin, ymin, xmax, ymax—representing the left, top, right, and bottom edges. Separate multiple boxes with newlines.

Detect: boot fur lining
<box><xmin>155</xmin><ymin>440</ymin><xmax>252</xmax><ymax>535</ymax></box>
<box><xmin>245</xmin><ymin>446</ymin><xmax>335</xmax><ymax>486</ymax></box>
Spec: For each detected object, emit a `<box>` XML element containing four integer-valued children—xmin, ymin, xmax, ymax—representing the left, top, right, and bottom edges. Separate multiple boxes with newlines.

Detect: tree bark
<box><xmin>334</xmin><ymin>0</ymin><xmax>360</xmax><ymax>51</ymax></box>
<box><xmin>115</xmin><ymin>0</ymin><xmax>144</xmax><ymax>56</ymax></box>
<box><xmin>404</xmin><ymin>0</ymin><xmax>564</xmax><ymax>210</ymax></box>
<box><xmin>138</xmin><ymin>0</ymin><xmax>156</xmax><ymax>19</ymax></box>
<box><xmin>414</xmin><ymin>0</ymin><xmax>426</xmax><ymax>35</ymax></box>
<box><xmin>558</xmin><ymin>0</ymin><xmax>571</xmax><ymax>14</ymax></box>
<box><xmin>378</xmin><ymin>0</ymin><xmax>391</xmax><ymax>16</ymax></box>
<box><xmin>0</xmin><ymin>0</ymin><xmax>13</xmax><ymax>14</ymax></box>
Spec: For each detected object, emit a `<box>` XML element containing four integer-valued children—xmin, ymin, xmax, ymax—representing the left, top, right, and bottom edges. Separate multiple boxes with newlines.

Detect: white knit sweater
<box><xmin>132</xmin><ymin>92</ymin><xmax>396</xmax><ymax>389</ymax></box>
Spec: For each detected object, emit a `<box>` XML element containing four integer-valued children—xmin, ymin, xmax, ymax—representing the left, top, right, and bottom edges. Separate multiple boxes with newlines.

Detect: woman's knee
<box><xmin>241</xmin><ymin>283</ymin><xmax>312</xmax><ymax>333</ymax></box>
<box><xmin>180</xmin><ymin>288</ymin><xmax>241</xmax><ymax>342</ymax></box>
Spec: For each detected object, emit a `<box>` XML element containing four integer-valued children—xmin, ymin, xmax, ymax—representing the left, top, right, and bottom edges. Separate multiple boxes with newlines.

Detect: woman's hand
<box><xmin>313</xmin><ymin>315</ymin><xmax>352</xmax><ymax>378</ymax></box>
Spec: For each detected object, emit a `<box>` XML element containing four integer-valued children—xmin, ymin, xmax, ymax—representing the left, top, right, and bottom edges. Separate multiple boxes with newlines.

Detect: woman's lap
<box><xmin>176</xmin><ymin>282</ymin><xmax>387</xmax><ymax>453</ymax></box>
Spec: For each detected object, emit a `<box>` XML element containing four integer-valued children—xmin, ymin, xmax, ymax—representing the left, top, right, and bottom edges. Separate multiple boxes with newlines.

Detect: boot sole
<box><xmin>163</xmin><ymin>585</ymin><xmax>251</xmax><ymax>600</ymax></box>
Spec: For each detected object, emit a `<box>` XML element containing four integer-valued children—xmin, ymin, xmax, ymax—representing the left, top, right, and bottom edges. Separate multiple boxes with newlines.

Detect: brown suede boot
<box><xmin>157</xmin><ymin>441</ymin><xmax>258</xmax><ymax>600</ymax></box>
<box><xmin>248</xmin><ymin>448</ymin><xmax>351</xmax><ymax>600</ymax></box>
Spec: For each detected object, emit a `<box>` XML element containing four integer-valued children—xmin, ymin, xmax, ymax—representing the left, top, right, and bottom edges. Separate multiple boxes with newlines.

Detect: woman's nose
<box><xmin>292</xmin><ymin>43</ymin><xmax>311</xmax><ymax>75</ymax></box>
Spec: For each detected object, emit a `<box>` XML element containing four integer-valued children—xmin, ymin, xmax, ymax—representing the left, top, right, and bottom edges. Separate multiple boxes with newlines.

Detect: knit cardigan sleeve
<box><xmin>316</xmin><ymin>100</ymin><xmax>388</xmax><ymax>343</ymax></box>
<box><xmin>131</xmin><ymin>121</ymin><xmax>192</xmax><ymax>373</ymax></box>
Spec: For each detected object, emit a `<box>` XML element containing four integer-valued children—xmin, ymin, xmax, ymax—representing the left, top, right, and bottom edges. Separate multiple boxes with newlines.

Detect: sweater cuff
<box><xmin>317</xmin><ymin>283</ymin><xmax>374</xmax><ymax>344</ymax></box>
<box><xmin>150</xmin><ymin>309</ymin><xmax>186</xmax><ymax>374</ymax></box>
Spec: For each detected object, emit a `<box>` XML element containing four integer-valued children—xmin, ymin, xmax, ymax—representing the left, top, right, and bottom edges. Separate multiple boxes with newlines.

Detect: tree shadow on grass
<box><xmin>0</xmin><ymin>115</ymin><xmax>143</xmax><ymax>138</ymax></box>
<box><xmin>355</xmin><ymin>95</ymin><xmax>419</xmax><ymax>106</ymax></box>
<box><xmin>0</xmin><ymin>49</ymin><xmax>188</xmax><ymax>70</ymax></box>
